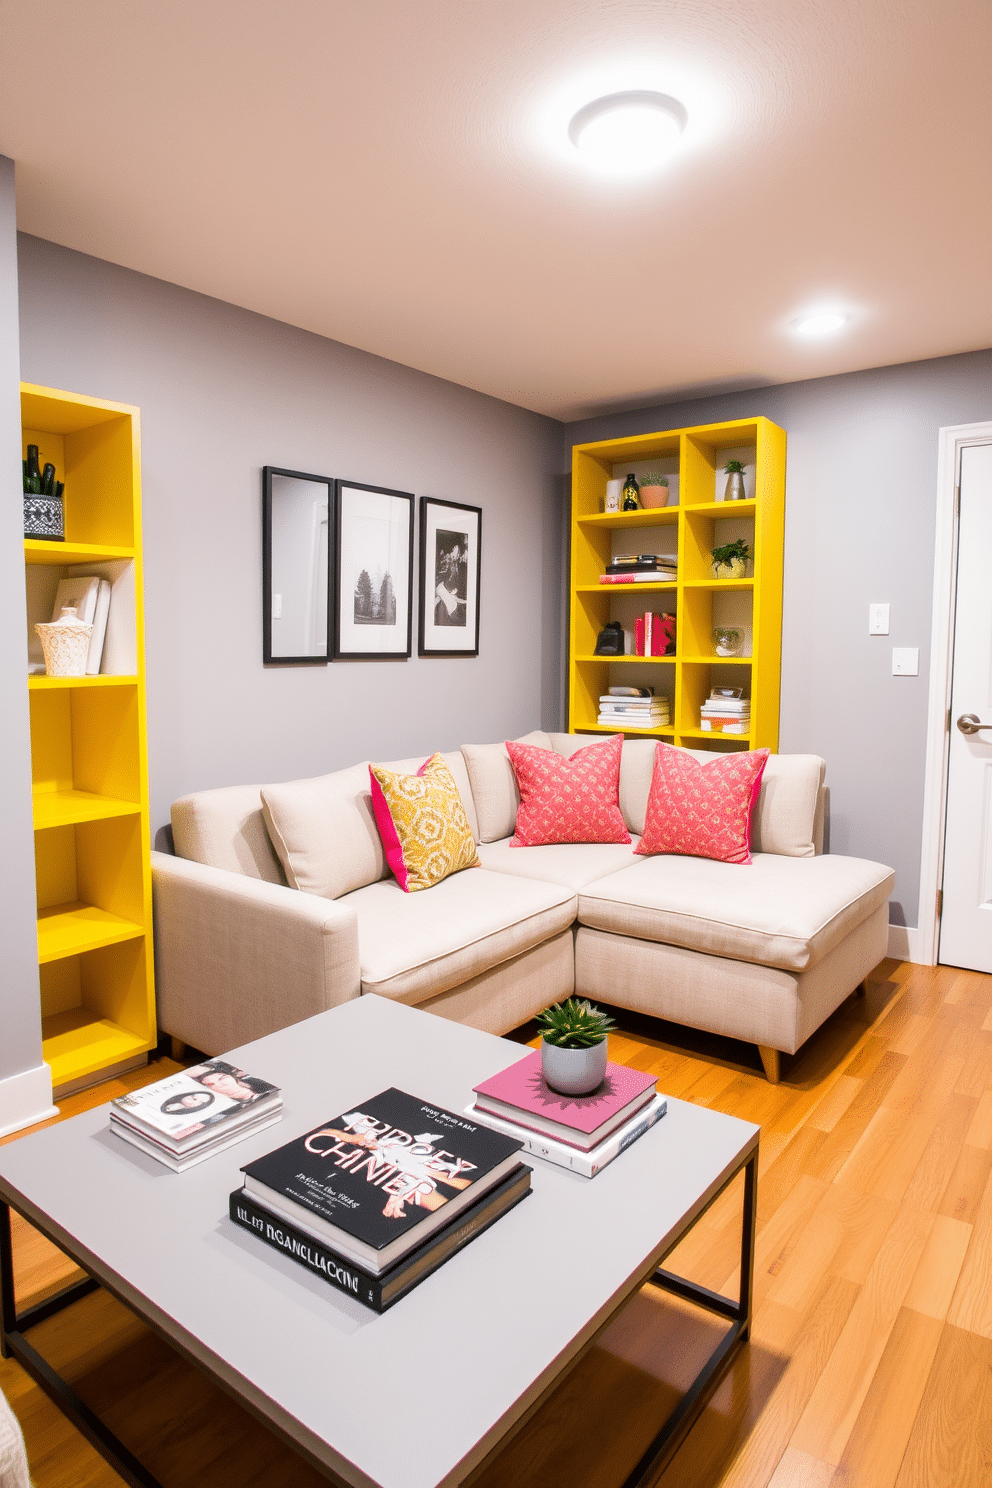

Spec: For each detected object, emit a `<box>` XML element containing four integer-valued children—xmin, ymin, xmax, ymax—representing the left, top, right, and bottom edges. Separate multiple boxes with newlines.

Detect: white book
<box><xmin>466</xmin><ymin>1094</ymin><xmax>668</xmax><ymax>1178</ymax></box>
<box><xmin>52</xmin><ymin>575</ymin><xmax>101</xmax><ymax>626</ymax></box>
<box><xmin>110</xmin><ymin>1111</ymin><xmax>283</xmax><ymax>1171</ymax></box>
<box><xmin>86</xmin><ymin>579</ymin><xmax>112</xmax><ymax>674</ymax></box>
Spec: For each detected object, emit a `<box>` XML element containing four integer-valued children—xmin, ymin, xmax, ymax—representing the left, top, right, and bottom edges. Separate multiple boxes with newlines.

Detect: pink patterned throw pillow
<box><xmin>505</xmin><ymin>735</ymin><xmax>631</xmax><ymax>847</ymax></box>
<box><xmin>635</xmin><ymin>743</ymin><xmax>769</xmax><ymax>864</ymax></box>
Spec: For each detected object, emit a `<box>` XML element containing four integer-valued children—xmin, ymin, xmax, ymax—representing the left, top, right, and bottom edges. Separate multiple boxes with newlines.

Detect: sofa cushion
<box><xmin>506</xmin><ymin>734</ymin><xmax>630</xmax><ymax>847</ymax></box>
<box><xmin>369</xmin><ymin>754</ymin><xmax>480</xmax><ymax>892</ymax></box>
<box><xmin>460</xmin><ymin>731</ymin><xmax>552</xmax><ymax>842</ymax></box>
<box><xmin>172</xmin><ymin>784</ymin><xmax>287</xmax><ymax>883</ymax></box>
<box><xmin>635</xmin><ymin>744</ymin><xmax>768</xmax><ymax>864</ymax></box>
<box><xmin>578</xmin><ymin>852</ymin><xmax>894</xmax><ymax>972</ymax></box>
<box><xmin>342</xmin><ymin>868</ymin><xmax>576</xmax><ymax>1004</ymax></box>
<box><xmin>617</xmin><ymin>741</ymin><xmax>825</xmax><ymax>857</ymax></box>
<box><xmin>476</xmin><ymin>836</ymin><xmax>642</xmax><ymax>891</ymax></box>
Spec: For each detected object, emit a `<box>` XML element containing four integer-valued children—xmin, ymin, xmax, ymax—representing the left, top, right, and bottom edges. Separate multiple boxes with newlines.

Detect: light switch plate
<box><xmin>892</xmin><ymin>647</ymin><xmax>919</xmax><ymax>676</ymax></box>
<box><xmin>869</xmin><ymin>603</ymin><xmax>889</xmax><ymax>635</ymax></box>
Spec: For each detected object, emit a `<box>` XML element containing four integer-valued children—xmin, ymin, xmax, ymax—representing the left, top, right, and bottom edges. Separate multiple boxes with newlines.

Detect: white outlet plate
<box><xmin>892</xmin><ymin>647</ymin><xmax>919</xmax><ymax>676</ymax></box>
<box><xmin>869</xmin><ymin>603</ymin><xmax>889</xmax><ymax>635</ymax></box>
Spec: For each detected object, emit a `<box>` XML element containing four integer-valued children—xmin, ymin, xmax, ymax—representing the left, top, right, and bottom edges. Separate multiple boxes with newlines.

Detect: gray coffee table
<box><xmin>0</xmin><ymin>995</ymin><xmax>757</xmax><ymax>1488</ymax></box>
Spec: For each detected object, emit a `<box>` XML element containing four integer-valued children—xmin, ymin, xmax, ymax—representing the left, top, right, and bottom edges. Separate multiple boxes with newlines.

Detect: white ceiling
<box><xmin>1</xmin><ymin>0</ymin><xmax>990</xmax><ymax>421</ymax></box>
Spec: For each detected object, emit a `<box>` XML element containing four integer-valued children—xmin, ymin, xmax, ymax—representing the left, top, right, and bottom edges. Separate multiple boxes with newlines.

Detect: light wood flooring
<box><xmin>3</xmin><ymin>956</ymin><xmax>991</xmax><ymax>1487</ymax></box>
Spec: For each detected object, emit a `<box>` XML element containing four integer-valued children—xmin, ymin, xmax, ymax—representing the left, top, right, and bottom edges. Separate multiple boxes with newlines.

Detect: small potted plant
<box><xmin>639</xmin><ymin>472</ymin><xmax>670</xmax><ymax>509</ymax></box>
<box><xmin>711</xmin><ymin>538</ymin><xmax>751</xmax><ymax>579</ymax></box>
<box><xmin>536</xmin><ymin>997</ymin><xmax>617</xmax><ymax>1095</ymax></box>
<box><xmin>723</xmin><ymin>459</ymin><xmax>747</xmax><ymax>501</ymax></box>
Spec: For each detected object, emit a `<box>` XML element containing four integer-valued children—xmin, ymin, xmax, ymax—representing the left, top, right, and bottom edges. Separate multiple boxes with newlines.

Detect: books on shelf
<box><xmin>606</xmin><ymin>553</ymin><xmax>678</xmax><ymax>573</ymax></box>
<box><xmin>240</xmin><ymin>1088</ymin><xmax>523</xmax><ymax>1275</ymax></box>
<box><xmin>472</xmin><ymin>1050</ymin><xmax>656</xmax><ymax>1150</ymax></box>
<box><xmin>699</xmin><ymin>719</ymin><xmax>750</xmax><ymax>733</ymax></box>
<box><xmin>52</xmin><ymin>575</ymin><xmax>112</xmax><ymax>674</ymax></box>
<box><xmin>230</xmin><ymin>1163</ymin><xmax>532</xmax><ymax>1313</ymax></box>
<box><xmin>598</xmin><ymin>694</ymin><xmax>670</xmax><ymax>728</ymax></box>
<box><xmin>468</xmin><ymin>1094</ymin><xmax>668</xmax><ymax>1178</ymax></box>
<box><xmin>110</xmin><ymin>1059</ymin><xmax>282</xmax><ymax>1170</ymax></box>
<box><xmin>700</xmin><ymin>687</ymin><xmax>750</xmax><ymax>731</ymax></box>
<box><xmin>599</xmin><ymin>570</ymin><xmax>677</xmax><ymax>584</ymax></box>
<box><xmin>634</xmin><ymin>612</ymin><xmax>676</xmax><ymax>657</ymax></box>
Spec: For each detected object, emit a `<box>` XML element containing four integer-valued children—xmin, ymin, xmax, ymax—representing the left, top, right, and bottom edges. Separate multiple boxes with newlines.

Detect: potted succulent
<box><xmin>723</xmin><ymin>459</ymin><xmax>747</xmax><ymax>502</ymax></box>
<box><xmin>639</xmin><ymin>472</ymin><xmax>670</xmax><ymax>509</ymax></box>
<box><xmin>536</xmin><ymin>998</ymin><xmax>617</xmax><ymax>1095</ymax></box>
<box><xmin>711</xmin><ymin>538</ymin><xmax>751</xmax><ymax>579</ymax></box>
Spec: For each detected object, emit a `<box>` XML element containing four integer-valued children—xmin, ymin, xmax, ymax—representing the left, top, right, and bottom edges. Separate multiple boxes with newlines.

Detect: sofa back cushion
<box><xmin>616</xmin><ymin>740</ymin><xmax>825</xmax><ymax>857</ymax></box>
<box><xmin>460</xmin><ymin>732</ymin><xmax>552</xmax><ymax>842</ymax></box>
<box><xmin>261</xmin><ymin>751</ymin><xmax>478</xmax><ymax>900</ymax></box>
<box><xmin>171</xmin><ymin>784</ymin><xmax>287</xmax><ymax>883</ymax></box>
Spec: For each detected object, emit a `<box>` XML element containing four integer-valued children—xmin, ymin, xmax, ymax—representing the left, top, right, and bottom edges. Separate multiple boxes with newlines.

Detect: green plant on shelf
<box><xmin>640</xmin><ymin>472</ymin><xmax>669</xmax><ymax>486</ymax></box>
<box><xmin>711</xmin><ymin>538</ymin><xmax>751</xmax><ymax>566</ymax></box>
<box><xmin>535</xmin><ymin>997</ymin><xmax>617</xmax><ymax>1049</ymax></box>
<box><xmin>723</xmin><ymin>459</ymin><xmax>745</xmax><ymax>474</ymax></box>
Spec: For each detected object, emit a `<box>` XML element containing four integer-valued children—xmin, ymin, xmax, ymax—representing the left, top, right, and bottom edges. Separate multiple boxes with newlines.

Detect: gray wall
<box><xmin>0</xmin><ymin>160</ymin><xmax>43</xmax><ymax>1082</ymax></box>
<box><xmin>566</xmin><ymin>350</ymin><xmax>992</xmax><ymax>929</ymax></box>
<box><xmin>17</xmin><ymin>236</ymin><xmax>566</xmax><ymax>838</ymax></box>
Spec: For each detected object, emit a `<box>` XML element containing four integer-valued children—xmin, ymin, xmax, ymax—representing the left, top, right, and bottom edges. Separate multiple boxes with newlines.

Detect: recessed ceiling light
<box><xmin>568</xmin><ymin>91</ymin><xmax>688</xmax><ymax>175</ymax></box>
<box><xmin>793</xmin><ymin>310</ymin><xmax>848</xmax><ymax>336</ymax></box>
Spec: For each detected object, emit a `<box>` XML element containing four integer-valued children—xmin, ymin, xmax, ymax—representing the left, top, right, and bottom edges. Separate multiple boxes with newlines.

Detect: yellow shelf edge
<box><xmin>28</xmin><ymin>674</ymin><xmax>138</xmax><ymax>690</ymax></box>
<box><xmin>577</xmin><ymin>582</ymin><xmax>678</xmax><ymax>593</ymax></box>
<box><xmin>42</xmin><ymin>1011</ymin><xmax>152</xmax><ymax>1087</ymax></box>
<box><xmin>37</xmin><ymin>902</ymin><xmax>146</xmax><ymax>964</ymax></box>
<box><xmin>33</xmin><ymin>788</ymin><xmax>142</xmax><ymax>830</ymax></box>
<box><xmin>24</xmin><ymin>539</ymin><xmax>135</xmax><ymax>566</ymax></box>
<box><xmin>574</xmin><ymin>654</ymin><xmax>676</xmax><ymax>664</ymax></box>
<box><xmin>680</xmin><ymin>655</ymin><xmax>752</xmax><ymax>666</ymax></box>
<box><xmin>577</xmin><ymin>509</ymin><xmax>680</xmax><ymax>526</ymax></box>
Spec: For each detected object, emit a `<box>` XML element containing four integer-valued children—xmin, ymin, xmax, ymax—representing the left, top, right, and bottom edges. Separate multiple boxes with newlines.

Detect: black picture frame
<box><xmin>418</xmin><ymin>497</ymin><xmax>482</xmax><ymax>657</ymax></box>
<box><xmin>332</xmin><ymin>480</ymin><xmax>415</xmax><ymax>660</ymax></box>
<box><xmin>262</xmin><ymin>466</ymin><xmax>333</xmax><ymax>665</ymax></box>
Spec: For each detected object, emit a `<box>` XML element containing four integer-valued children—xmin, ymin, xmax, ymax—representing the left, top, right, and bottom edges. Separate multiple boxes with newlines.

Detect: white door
<box><xmin>940</xmin><ymin>443</ymin><xmax>992</xmax><ymax>971</ymax></box>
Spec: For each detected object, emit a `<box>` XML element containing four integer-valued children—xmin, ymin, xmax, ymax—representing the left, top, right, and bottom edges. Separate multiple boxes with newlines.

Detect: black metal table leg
<box><xmin>0</xmin><ymin>1197</ymin><xmax>163</xmax><ymax>1488</ymax></box>
<box><xmin>619</xmin><ymin>1148</ymin><xmax>759</xmax><ymax>1488</ymax></box>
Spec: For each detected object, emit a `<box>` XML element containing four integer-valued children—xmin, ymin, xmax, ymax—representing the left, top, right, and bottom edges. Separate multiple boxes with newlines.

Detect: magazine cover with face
<box><xmin>112</xmin><ymin>1060</ymin><xmax>280</xmax><ymax>1142</ymax></box>
<box><xmin>241</xmin><ymin>1088</ymin><xmax>523</xmax><ymax>1264</ymax></box>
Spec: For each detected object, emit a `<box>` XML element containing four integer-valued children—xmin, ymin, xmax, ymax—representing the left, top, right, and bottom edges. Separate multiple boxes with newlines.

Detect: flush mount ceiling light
<box><xmin>568</xmin><ymin>91</ymin><xmax>688</xmax><ymax>175</ymax></box>
<box><xmin>793</xmin><ymin>310</ymin><xmax>848</xmax><ymax>336</ymax></box>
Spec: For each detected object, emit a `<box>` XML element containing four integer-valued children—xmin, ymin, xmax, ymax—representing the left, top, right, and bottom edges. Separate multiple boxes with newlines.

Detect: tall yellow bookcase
<box><xmin>22</xmin><ymin>383</ymin><xmax>156</xmax><ymax>1094</ymax></box>
<box><xmin>569</xmin><ymin>417</ymin><xmax>786</xmax><ymax>749</ymax></box>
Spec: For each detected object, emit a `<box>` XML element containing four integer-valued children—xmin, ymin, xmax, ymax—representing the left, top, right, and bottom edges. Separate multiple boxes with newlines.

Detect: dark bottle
<box><xmin>621</xmin><ymin>472</ymin><xmax>640</xmax><ymax>511</ymax></box>
<box><xmin>41</xmin><ymin>462</ymin><xmax>56</xmax><ymax>495</ymax></box>
<box><xmin>25</xmin><ymin>445</ymin><xmax>42</xmax><ymax>494</ymax></box>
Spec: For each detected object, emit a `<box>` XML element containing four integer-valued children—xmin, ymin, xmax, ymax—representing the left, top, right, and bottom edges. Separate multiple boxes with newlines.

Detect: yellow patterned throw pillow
<box><xmin>368</xmin><ymin>754</ymin><xmax>480</xmax><ymax>892</ymax></box>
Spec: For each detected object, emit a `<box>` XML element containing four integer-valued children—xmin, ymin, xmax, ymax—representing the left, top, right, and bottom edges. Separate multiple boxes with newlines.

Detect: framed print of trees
<box><xmin>333</xmin><ymin>481</ymin><xmax>414</xmax><ymax>660</ymax></box>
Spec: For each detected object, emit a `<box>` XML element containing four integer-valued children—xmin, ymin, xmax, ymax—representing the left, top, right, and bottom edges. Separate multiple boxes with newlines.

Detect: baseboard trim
<box><xmin>0</xmin><ymin>1062</ymin><xmax>58</xmax><ymax>1139</ymax></box>
<box><xmin>887</xmin><ymin>923</ymin><xmax>923</xmax><ymax>963</ymax></box>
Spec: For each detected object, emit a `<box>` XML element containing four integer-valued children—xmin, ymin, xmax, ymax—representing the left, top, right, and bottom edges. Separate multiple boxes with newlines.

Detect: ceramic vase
<box><xmin>35</xmin><ymin>606</ymin><xmax>92</xmax><ymax>678</ymax></box>
<box><xmin>604</xmin><ymin>479</ymin><xmax>623</xmax><ymax>512</ymax></box>
<box><xmin>724</xmin><ymin>471</ymin><xmax>747</xmax><ymax>502</ymax></box>
<box><xmin>640</xmin><ymin>484</ymin><xmax>669</xmax><ymax>509</ymax></box>
<box><xmin>23</xmin><ymin>492</ymin><xmax>64</xmax><ymax>541</ymax></box>
<box><xmin>713</xmin><ymin>558</ymin><xmax>746</xmax><ymax>580</ymax></box>
<box><xmin>541</xmin><ymin>1037</ymin><xmax>608</xmax><ymax>1096</ymax></box>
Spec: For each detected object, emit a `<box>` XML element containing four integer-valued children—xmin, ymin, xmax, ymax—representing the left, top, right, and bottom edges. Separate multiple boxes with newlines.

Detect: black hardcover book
<box><xmin>230</xmin><ymin>1165</ymin><xmax>532</xmax><ymax>1312</ymax></box>
<box><xmin>241</xmin><ymin>1088</ymin><xmax>524</xmax><ymax>1273</ymax></box>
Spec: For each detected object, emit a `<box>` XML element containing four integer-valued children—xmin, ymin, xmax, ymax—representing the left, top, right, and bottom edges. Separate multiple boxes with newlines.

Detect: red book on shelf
<box><xmin>634</xmin><ymin>616</ymin><xmax>645</xmax><ymax>656</ymax></box>
<box><xmin>644</xmin><ymin>611</ymin><xmax>653</xmax><ymax>655</ymax></box>
<box><xmin>472</xmin><ymin>1051</ymin><xmax>657</xmax><ymax>1151</ymax></box>
<box><xmin>652</xmin><ymin>613</ymin><xmax>676</xmax><ymax>655</ymax></box>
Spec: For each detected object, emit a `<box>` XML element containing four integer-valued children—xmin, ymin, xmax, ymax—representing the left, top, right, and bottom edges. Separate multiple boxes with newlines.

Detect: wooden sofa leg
<box><xmin>758</xmin><ymin>1045</ymin><xmax>781</xmax><ymax>1084</ymax></box>
<box><xmin>170</xmin><ymin>1036</ymin><xmax>186</xmax><ymax>1062</ymax></box>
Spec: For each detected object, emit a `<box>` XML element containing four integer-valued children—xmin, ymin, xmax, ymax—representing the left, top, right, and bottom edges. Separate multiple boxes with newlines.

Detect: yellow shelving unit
<box><xmin>569</xmin><ymin>417</ymin><xmax>786</xmax><ymax>751</ymax></box>
<box><xmin>22</xmin><ymin>383</ymin><xmax>156</xmax><ymax>1094</ymax></box>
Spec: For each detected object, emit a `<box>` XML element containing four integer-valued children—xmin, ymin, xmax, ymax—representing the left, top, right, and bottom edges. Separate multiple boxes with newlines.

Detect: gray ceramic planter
<box><xmin>541</xmin><ymin>1037</ymin><xmax>608</xmax><ymax>1096</ymax></box>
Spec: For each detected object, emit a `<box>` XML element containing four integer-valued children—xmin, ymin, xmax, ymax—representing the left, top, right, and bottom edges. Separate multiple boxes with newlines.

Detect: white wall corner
<box><xmin>887</xmin><ymin>921</ymin><xmax>922</xmax><ymax>964</ymax></box>
<box><xmin>0</xmin><ymin>1062</ymin><xmax>58</xmax><ymax>1139</ymax></box>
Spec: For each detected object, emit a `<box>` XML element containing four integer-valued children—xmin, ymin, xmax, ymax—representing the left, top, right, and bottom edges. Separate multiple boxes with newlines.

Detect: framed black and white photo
<box><xmin>262</xmin><ymin>466</ymin><xmax>333</xmax><ymax>665</ymax></box>
<box><xmin>418</xmin><ymin>497</ymin><xmax>482</xmax><ymax>657</ymax></box>
<box><xmin>333</xmin><ymin>481</ymin><xmax>414</xmax><ymax>660</ymax></box>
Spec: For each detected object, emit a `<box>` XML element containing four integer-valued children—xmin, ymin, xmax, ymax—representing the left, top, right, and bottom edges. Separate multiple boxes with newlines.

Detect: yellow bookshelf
<box><xmin>569</xmin><ymin>417</ymin><xmax>786</xmax><ymax>751</ymax></box>
<box><xmin>22</xmin><ymin>383</ymin><xmax>156</xmax><ymax>1093</ymax></box>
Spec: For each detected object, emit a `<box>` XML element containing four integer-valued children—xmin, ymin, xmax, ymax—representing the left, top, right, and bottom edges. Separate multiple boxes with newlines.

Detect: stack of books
<box><xmin>599</xmin><ymin>553</ymin><xmax>678</xmax><ymax>584</ymax></box>
<box><xmin>700</xmin><ymin>689</ymin><xmax>751</xmax><ymax>733</ymax></box>
<box><xmin>110</xmin><ymin>1060</ymin><xmax>283</xmax><ymax>1171</ymax></box>
<box><xmin>598</xmin><ymin>686</ymin><xmax>671</xmax><ymax>729</ymax></box>
<box><xmin>231</xmin><ymin>1088</ymin><xmax>530</xmax><ymax>1312</ymax></box>
<box><xmin>468</xmin><ymin>1052</ymin><xmax>667</xmax><ymax>1178</ymax></box>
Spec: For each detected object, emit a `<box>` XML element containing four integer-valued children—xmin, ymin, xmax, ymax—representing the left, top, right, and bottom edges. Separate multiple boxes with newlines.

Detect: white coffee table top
<box><xmin>0</xmin><ymin>996</ymin><xmax>757</xmax><ymax>1488</ymax></box>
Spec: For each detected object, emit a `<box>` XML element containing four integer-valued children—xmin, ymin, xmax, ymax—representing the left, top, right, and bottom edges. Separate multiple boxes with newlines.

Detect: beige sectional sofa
<box><xmin>151</xmin><ymin>732</ymin><xmax>894</xmax><ymax>1082</ymax></box>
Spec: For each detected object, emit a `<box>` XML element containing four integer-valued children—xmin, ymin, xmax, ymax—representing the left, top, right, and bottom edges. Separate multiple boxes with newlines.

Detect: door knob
<box><xmin>957</xmin><ymin>713</ymin><xmax>991</xmax><ymax>735</ymax></box>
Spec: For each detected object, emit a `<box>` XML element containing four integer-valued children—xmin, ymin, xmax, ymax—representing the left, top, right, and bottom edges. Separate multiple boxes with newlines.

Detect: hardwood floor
<box><xmin>2</xmin><ymin>958</ymin><xmax>991</xmax><ymax>1487</ymax></box>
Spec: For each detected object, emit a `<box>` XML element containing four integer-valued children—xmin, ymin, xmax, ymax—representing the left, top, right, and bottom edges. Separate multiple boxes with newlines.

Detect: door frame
<box><xmin>918</xmin><ymin>421</ymin><xmax>992</xmax><ymax>965</ymax></box>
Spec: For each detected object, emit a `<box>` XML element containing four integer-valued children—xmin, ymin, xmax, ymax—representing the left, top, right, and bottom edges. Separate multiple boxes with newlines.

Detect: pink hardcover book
<box><xmin>472</xmin><ymin>1052</ymin><xmax>657</xmax><ymax>1151</ymax></box>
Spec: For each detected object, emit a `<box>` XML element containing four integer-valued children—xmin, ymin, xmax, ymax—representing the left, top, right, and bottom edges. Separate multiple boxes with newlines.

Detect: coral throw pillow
<box><xmin>505</xmin><ymin>735</ymin><xmax>631</xmax><ymax>847</ymax></box>
<box><xmin>635</xmin><ymin>743</ymin><xmax>769</xmax><ymax>864</ymax></box>
<box><xmin>369</xmin><ymin>754</ymin><xmax>480</xmax><ymax>892</ymax></box>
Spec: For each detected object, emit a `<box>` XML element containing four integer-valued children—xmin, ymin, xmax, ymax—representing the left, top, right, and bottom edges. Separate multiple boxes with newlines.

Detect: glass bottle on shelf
<box><xmin>621</xmin><ymin>473</ymin><xmax>640</xmax><ymax>510</ymax></box>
